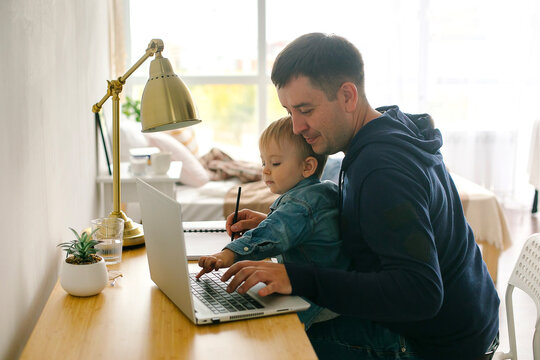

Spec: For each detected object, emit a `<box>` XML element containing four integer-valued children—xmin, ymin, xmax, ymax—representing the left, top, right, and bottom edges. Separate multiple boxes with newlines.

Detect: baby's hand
<box><xmin>196</xmin><ymin>249</ymin><xmax>235</xmax><ymax>279</ymax></box>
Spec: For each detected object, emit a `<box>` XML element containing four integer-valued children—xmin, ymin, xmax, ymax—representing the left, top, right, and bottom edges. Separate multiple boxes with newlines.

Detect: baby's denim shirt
<box><xmin>225</xmin><ymin>177</ymin><xmax>350</xmax><ymax>328</ymax></box>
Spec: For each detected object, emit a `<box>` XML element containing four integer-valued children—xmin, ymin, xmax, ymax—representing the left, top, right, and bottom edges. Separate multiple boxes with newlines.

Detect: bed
<box><xmin>175</xmin><ymin>178</ymin><xmax>241</xmax><ymax>221</ymax></box>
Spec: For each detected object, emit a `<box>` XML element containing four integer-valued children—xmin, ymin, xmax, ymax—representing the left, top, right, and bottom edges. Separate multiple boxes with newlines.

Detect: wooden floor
<box><xmin>495</xmin><ymin>206</ymin><xmax>539</xmax><ymax>359</ymax></box>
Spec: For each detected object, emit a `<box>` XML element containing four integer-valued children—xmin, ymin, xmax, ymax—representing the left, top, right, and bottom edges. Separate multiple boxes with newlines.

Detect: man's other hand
<box><xmin>221</xmin><ymin>261</ymin><xmax>292</xmax><ymax>297</ymax></box>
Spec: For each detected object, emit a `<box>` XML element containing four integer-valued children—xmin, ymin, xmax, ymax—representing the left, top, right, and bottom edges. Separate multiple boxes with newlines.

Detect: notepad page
<box><xmin>184</xmin><ymin>231</ymin><xmax>231</xmax><ymax>260</ymax></box>
<box><xmin>183</xmin><ymin>221</ymin><xmax>229</xmax><ymax>260</ymax></box>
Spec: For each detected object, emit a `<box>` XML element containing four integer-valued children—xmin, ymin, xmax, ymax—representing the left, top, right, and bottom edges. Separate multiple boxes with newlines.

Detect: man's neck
<box><xmin>342</xmin><ymin>99</ymin><xmax>382</xmax><ymax>155</ymax></box>
<box><xmin>352</xmin><ymin>98</ymin><xmax>381</xmax><ymax>135</ymax></box>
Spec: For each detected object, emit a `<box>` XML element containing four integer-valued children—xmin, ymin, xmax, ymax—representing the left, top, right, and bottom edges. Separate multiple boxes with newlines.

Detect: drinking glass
<box><xmin>91</xmin><ymin>217</ymin><xmax>124</xmax><ymax>264</ymax></box>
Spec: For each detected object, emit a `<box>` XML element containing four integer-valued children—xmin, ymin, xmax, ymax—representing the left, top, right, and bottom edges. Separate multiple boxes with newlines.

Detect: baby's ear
<box><xmin>302</xmin><ymin>156</ymin><xmax>318</xmax><ymax>178</ymax></box>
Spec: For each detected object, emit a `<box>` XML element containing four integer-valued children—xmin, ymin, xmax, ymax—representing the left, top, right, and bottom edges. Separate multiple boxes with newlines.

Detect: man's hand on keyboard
<box><xmin>221</xmin><ymin>261</ymin><xmax>292</xmax><ymax>296</ymax></box>
<box><xmin>196</xmin><ymin>249</ymin><xmax>236</xmax><ymax>279</ymax></box>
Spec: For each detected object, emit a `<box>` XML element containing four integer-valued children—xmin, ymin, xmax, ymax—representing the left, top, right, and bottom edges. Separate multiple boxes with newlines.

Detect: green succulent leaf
<box><xmin>69</xmin><ymin>227</ymin><xmax>81</xmax><ymax>241</ymax></box>
<box><xmin>58</xmin><ymin>227</ymin><xmax>101</xmax><ymax>262</ymax></box>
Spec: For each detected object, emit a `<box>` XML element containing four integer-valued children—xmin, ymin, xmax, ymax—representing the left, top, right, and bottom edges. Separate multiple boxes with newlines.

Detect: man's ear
<box><xmin>339</xmin><ymin>82</ymin><xmax>358</xmax><ymax>113</ymax></box>
<box><xmin>302</xmin><ymin>156</ymin><xmax>318</xmax><ymax>178</ymax></box>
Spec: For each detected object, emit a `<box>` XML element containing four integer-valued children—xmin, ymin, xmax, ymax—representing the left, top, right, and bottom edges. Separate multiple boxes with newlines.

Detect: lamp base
<box><xmin>108</xmin><ymin>211</ymin><xmax>145</xmax><ymax>247</ymax></box>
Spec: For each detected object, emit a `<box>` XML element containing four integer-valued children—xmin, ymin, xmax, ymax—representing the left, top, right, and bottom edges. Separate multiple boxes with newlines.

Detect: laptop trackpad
<box><xmin>247</xmin><ymin>283</ymin><xmax>301</xmax><ymax>310</ymax></box>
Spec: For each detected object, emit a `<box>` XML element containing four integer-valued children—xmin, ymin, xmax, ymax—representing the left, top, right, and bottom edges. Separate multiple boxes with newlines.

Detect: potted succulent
<box><xmin>57</xmin><ymin>228</ymin><xmax>108</xmax><ymax>297</ymax></box>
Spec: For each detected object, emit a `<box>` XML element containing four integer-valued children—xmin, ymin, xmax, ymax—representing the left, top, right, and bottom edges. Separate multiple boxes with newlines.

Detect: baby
<box><xmin>196</xmin><ymin>115</ymin><xmax>349</xmax><ymax>329</ymax></box>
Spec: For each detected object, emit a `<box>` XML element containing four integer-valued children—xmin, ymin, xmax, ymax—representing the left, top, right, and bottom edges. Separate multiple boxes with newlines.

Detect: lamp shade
<box><xmin>140</xmin><ymin>53</ymin><xmax>201</xmax><ymax>132</ymax></box>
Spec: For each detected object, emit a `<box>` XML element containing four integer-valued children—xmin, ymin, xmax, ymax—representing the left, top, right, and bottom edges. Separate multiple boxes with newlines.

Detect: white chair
<box><xmin>494</xmin><ymin>233</ymin><xmax>540</xmax><ymax>359</ymax></box>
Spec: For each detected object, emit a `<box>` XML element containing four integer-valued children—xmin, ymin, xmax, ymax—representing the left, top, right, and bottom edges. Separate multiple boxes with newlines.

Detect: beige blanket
<box><xmin>200</xmin><ymin>148</ymin><xmax>262</xmax><ymax>183</ymax></box>
<box><xmin>223</xmin><ymin>181</ymin><xmax>279</xmax><ymax>218</ymax></box>
<box><xmin>451</xmin><ymin>172</ymin><xmax>512</xmax><ymax>251</ymax></box>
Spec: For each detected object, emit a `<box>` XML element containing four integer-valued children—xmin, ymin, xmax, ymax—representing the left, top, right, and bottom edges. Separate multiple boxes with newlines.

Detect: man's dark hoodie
<box><xmin>286</xmin><ymin>105</ymin><xmax>499</xmax><ymax>359</ymax></box>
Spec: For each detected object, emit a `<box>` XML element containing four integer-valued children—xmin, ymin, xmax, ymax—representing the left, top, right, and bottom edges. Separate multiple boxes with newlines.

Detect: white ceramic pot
<box><xmin>59</xmin><ymin>257</ymin><xmax>108</xmax><ymax>296</ymax></box>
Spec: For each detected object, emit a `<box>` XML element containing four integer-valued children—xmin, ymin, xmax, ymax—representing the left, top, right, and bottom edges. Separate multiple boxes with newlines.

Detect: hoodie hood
<box><xmin>342</xmin><ymin>105</ymin><xmax>443</xmax><ymax>172</ymax></box>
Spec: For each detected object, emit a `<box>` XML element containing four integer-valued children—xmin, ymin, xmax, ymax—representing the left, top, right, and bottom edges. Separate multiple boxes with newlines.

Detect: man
<box><xmin>221</xmin><ymin>33</ymin><xmax>499</xmax><ymax>359</ymax></box>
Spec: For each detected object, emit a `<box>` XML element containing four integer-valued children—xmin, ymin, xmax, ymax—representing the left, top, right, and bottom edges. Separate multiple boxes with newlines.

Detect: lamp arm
<box><xmin>119</xmin><ymin>39</ymin><xmax>164</xmax><ymax>83</ymax></box>
<box><xmin>92</xmin><ymin>39</ymin><xmax>164</xmax><ymax>114</ymax></box>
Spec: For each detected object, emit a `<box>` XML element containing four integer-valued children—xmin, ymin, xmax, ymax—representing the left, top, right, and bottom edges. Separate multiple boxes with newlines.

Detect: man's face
<box><xmin>277</xmin><ymin>76</ymin><xmax>352</xmax><ymax>155</ymax></box>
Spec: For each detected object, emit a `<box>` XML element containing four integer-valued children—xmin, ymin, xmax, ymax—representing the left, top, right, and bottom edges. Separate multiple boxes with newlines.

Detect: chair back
<box><xmin>509</xmin><ymin>233</ymin><xmax>540</xmax><ymax>314</ymax></box>
<box><xmin>499</xmin><ymin>233</ymin><xmax>540</xmax><ymax>360</ymax></box>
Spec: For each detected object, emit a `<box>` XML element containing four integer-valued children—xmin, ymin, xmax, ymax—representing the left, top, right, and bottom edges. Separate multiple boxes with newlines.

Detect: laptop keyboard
<box><xmin>189</xmin><ymin>272</ymin><xmax>264</xmax><ymax>314</ymax></box>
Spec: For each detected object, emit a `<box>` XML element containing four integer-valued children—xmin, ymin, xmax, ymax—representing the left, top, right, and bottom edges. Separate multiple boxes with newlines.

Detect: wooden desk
<box><xmin>21</xmin><ymin>246</ymin><xmax>316</xmax><ymax>360</ymax></box>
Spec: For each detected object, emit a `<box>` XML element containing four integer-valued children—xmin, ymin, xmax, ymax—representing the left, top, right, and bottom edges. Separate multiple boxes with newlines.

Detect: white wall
<box><xmin>0</xmin><ymin>1</ymin><xmax>109</xmax><ymax>358</ymax></box>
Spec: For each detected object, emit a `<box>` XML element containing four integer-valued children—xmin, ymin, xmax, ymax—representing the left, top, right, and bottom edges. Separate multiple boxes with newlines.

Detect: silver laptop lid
<box><xmin>136</xmin><ymin>178</ymin><xmax>197</xmax><ymax>323</ymax></box>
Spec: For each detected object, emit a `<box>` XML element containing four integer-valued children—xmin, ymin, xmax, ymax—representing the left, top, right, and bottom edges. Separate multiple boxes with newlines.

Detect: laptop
<box><xmin>136</xmin><ymin>178</ymin><xmax>310</xmax><ymax>325</ymax></box>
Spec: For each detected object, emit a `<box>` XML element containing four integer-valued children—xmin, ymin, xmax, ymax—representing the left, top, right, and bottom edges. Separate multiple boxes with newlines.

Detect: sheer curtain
<box><xmin>424</xmin><ymin>0</ymin><xmax>540</xmax><ymax>206</ymax></box>
<box><xmin>108</xmin><ymin>0</ymin><xmax>127</xmax><ymax>78</ymax></box>
<box><xmin>442</xmin><ymin>130</ymin><xmax>518</xmax><ymax>201</ymax></box>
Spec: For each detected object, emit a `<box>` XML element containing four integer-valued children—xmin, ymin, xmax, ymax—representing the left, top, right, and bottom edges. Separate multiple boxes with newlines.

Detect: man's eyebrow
<box><xmin>292</xmin><ymin>102</ymin><xmax>312</xmax><ymax>109</ymax></box>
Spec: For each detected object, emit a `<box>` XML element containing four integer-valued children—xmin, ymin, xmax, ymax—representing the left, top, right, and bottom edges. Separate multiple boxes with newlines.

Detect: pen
<box><xmin>231</xmin><ymin>186</ymin><xmax>242</xmax><ymax>241</ymax></box>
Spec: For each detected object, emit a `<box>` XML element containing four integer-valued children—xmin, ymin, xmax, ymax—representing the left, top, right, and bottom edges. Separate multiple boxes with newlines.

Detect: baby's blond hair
<box><xmin>259</xmin><ymin>116</ymin><xmax>327</xmax><ymax>178</ymax></box>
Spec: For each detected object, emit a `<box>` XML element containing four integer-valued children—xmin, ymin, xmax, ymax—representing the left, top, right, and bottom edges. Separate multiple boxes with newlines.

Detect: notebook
<box><xmin>136</xmin><ymin>178</ymin><xmax>310</xmax><ymax>325</ymax></box>
<box><xmin>182</xmin><ymin>220</ymin><xmax>230</xmax><ymax>260</ymax></box>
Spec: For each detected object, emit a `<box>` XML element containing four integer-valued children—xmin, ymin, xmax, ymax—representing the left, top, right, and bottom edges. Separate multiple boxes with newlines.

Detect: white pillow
<box><xmin>144</xmin><ymin>132</ymin><xmax>209</xmax><ymax>187</ymax></box>
<box><xmin>166</xmin><ymin>127</ymin><xmax>199</xmax><ymax>155</ymax></box>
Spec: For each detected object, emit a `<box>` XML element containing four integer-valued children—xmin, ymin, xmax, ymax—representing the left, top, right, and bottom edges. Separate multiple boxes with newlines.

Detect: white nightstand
<box><xmin>97</xmin><ymin>161</ymin><xmax>182</xmax><ymax>217</ymax></box>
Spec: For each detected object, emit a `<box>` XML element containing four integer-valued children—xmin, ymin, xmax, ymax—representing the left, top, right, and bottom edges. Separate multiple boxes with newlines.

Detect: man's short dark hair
<box><xmin>271</xmin><ymin>33</ymin><xmax>365</xmax><ymax>100</ymax></box>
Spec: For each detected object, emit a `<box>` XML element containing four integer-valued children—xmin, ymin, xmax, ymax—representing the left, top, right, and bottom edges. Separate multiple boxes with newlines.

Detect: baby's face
<box><xmin>260</xmin><ymin>140</ymin><xmax>306</xmax><ymax>195</ymax></box>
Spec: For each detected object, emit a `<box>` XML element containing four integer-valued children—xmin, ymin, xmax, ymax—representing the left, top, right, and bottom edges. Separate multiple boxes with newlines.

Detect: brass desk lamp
<box><xmin>92</xmin><ymin>39</ymin><xmax>200</xmax><ymax>246</ymax></box>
